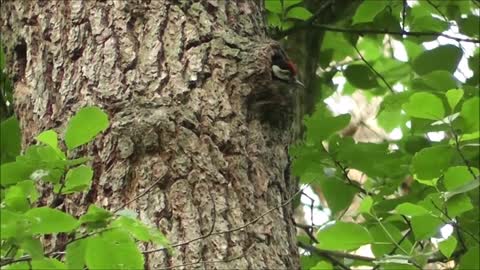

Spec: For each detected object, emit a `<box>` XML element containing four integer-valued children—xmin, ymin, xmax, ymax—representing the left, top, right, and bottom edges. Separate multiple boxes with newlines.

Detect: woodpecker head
<box><xmin>271</xmin><ymin>48</ymin><xmax>304</xmax><ymax>87</ymax></box>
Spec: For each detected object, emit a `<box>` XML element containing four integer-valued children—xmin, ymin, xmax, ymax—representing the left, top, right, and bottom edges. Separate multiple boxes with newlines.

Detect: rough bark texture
<box><xmin>1</xmin><ymin>0</ymin><xmax>299</xmax><ymax>269</ymax></box>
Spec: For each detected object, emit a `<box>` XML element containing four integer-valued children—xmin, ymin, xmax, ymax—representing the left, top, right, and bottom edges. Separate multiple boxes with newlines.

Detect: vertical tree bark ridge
<box><xmin>1</xmin><ymin>0</ymin><xmax>299</xmax><ymax>269</ymax></box>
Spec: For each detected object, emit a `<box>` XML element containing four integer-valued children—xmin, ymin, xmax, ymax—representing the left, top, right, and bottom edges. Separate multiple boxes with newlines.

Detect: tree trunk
<box><xmin>1</xmin><ymin>0</ymin><xmax>299</xmax><ymax>269</ymax></box>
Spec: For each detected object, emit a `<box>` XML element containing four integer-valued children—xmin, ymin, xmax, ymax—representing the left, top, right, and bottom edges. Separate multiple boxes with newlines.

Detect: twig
<box><xmin>275</xmin><ymin>0</ymin><xmax>334</xmax><ymax>38</ymax></box>
<box><xmin>301</xmin><ymin>191</ymin><xmax>316</xmax><ymax>227</ymax></box>
<box><xmin>353</xmin><ymin>45</ymin><xmax>394</xmax><ymax>93</ymax></box>
<box><xmin>143</xmin><ymin>184</ymin><xmax>307</xmax><ymax>254</ymax></box>
<box><xmin>425</xmin><ymin>0</ymin><xmax>449</xmax><ymax>22</ymax></box>
<box><xmin>0</xmin><ymin>228</ymin><xmax>113</xmax><ymax>267</ymax></box>
<box><xmin>298</xmin><ymin>241</ymin><xmax>385</xmax><ymax>270</ymax></box>
<box><xmin>49</xmin><ymin>175</ymin><xmax>66</xmax><ymax>208</ymax></box>
<box><xmin>158</xmin><ymin>253</ymin><xmax>245</xmax><ymax>270</ymax></box>
<box><xmin>294</xmin><ymin>220</ymin><xmax>318</xmax><ymax>244</ymax></box>
<box><xmin>312</xmin><ymin>24</ymin><xmax>480</xmax><ymax>44</ymax></box>
<box><xmin>401</xmin><ymin>0</ymin><xmax>407</xmax><ymax>33</ymax></box>
<box><xmin>374</xmin><ymin>216</ymin><xmax>410</xmax><ymax>256</ymax></box>
<box><xmin>472</xmin><ymin>0</ymin><xmax>480</xmax><ymax>8</ymax></box>
<box><xmin>113</xmin><ymin>177</ymin><xmax>165</xmax><ymax>213</ymax></box>
<box><xmin>449</xmin><ymin>125</ymin><xmax>477</xmax><ymax>179</ymax></box>
<box><xmin>322</xmin><ymin>144</ymin><xmax>370</xmax><ymax>195</ymax></box>
<box><xmin>430</xmin><ymin>200</ymin><xmax>480</xmax><ymax>244</ymax></box>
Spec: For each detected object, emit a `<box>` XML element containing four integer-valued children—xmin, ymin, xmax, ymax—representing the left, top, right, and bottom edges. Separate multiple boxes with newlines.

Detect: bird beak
<box><xmin>294</xmin><ymin>78</ymin><xmax>305</xmax><ymax>88</ymax></box>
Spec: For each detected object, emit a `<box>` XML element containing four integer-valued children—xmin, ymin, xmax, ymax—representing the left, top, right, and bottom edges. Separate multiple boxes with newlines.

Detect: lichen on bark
<box><xmin>1</xmin><ymin>0</ymin><xmax>299</xmax><ymax>269</ymax></box>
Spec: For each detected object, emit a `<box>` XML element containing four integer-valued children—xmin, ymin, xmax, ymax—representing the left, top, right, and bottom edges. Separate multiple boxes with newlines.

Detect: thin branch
<box><xmin>275</xmin><ymin>0</ymin><xmax>334</xmax><ymax>38</ymax></box>
<box><xmin>301</xmin><ymin>191</ymin><xmax>316</xmax><ymax>227</ymax></box>
<box><xmin>143</xmin><ymin>183</ymin><xmax>307</xmax><ymax>254</ymax></box>
<box><xmin>294</xmin><ymin>220</ymin><xmax>318</xmax><ymax>244</ymax></box>
<box><xmin>322</xmin><ymin>144</ymin><xmax>370</xmax><ymax>195</ymax></box>
<box><xmin>158</xmin><ymin>253</ymin><xmax>245</xmax><ymax>270</ymax></box>
<box><xmin>425</xmin><ymin>0</ymin><xmax>449</xmax><ymax>22</ymax></box>
<box><xmin>472</xmin><ymin>0</ymin><xmax>480</xmax><ymax>8</ymax></box>
<box><xmin>449</xmin><ymin>125</ymin><xmax>477</xmax><ymax>179</ymax></box>
<box><xmin>374</xmin><ymin>216</ymin><xmax>410</xmax><ymax>256</ymax></box>
<box><xmin>113</xmin><ymin>177</ymin><xmax>165</xmax><ymax>213</ymax></box>
<box><xmin>49</xmin><ymin>175</ymin><xmax>66</xmax><ymax>208</ymax></box>
<box><xmin>353</xmin><ymin>45</ymin><xmax>395</xmax><ymax>93</ymax></box>
<box><xmin>312</xmin><ymin>24</ymin><xmax>480</xmax><ymax>44</ymax></box>
<box><xmin>402</xmin><ymin>0</ymin><xmax>407</xmax><ymax>33</ymax></box>
<box><xmin>298</xmin><ymin>241</ymin><xmax>381</xmax><ymax>270</ymax></box>
<box><xmin>430</xmin><ymin>200</ymin><xmax>480</xmax><ymax>244</ymax></box>
<box><xmin>0</xmin><ymin>227</ymin><xmax>113</xmax><ymax>267</ymax></box>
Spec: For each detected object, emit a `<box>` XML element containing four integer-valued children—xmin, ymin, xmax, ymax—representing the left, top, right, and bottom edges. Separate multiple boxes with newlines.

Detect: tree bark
<box><xmin>1</xmin><ymin>0</ymin><xmax>299</xmax><ymax>269</ymax></box>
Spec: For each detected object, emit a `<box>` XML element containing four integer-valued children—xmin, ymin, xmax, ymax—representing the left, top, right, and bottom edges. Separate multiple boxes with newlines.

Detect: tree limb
<box><xmin>313</xmin><ymin>24</ymin><xmax>480</xmax><ymax>44</ymax></box>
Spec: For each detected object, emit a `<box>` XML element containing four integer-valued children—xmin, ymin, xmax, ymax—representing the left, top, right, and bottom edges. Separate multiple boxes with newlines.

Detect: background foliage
<box><xmin>266</xmin><ymin>0</ymin><xmax>479</xmax><ymax>269</ymax></box>
<box><xmin>1</xmin><ymin>0</ymin><xmax>479</xmax><ymax>269</ymax></box>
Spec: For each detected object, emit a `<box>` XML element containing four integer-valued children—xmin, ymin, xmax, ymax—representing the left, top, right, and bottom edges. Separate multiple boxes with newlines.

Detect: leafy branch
<box><xmin>312</xmin><ymin>24</ymin><xmax>480</xmax><ymax>44</ymax></box>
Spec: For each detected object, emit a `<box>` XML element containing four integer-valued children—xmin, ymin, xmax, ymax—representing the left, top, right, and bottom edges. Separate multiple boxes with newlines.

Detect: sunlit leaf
<box><xmin>316</xmin><ymin>222</ymin><xmax>373</xmax><ymax>250</ymax></box>
<box><xmin>64</xmin><ymin>106</ymin><xmax>109</xmax><ymax>150</ymax></box>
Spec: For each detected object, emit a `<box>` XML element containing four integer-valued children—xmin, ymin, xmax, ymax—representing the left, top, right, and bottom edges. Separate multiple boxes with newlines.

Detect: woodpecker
<box><xmin>246</xmin><ymin>46</ymin><xmax>303</xmax><ymax>127</ymax></box>
<box><xmin>271</xmin><ymin>48</ymin><xmax>304</xmax><ymax>87</ymax></box>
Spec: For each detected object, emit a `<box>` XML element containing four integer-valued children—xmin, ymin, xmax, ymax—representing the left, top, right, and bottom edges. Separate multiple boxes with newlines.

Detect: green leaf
<box><xmin>358</xmin><ymin>196</ymin><xmax>373</xmax><ymax>214</ymax></box>
<box><xmin>284</xmin><ymin>0</ymin><xmax>302</xmax><ymax>9</ymax></box>
<box><xmin>370</xmin><ymin>223</ymin><xmax>412</xmax><ymax>257</ymax></box>
<box><xmin>265</xmin><ymin>1</ymin><xmax>282</xmax><ymax>14</ymax></box>
<box><xmin>31</xmin><ymin>258</ymin><xmax>66</xmax><ymax>270</ymax></box>
<box><xmin>304</xmin><ymin>106</ymin><xmax>351</xmax><ymax>143</ymax></box>
<box><xmin>267</xmin><ymin>13</ymin><xmax>282</xmax><ymax>28</ymax></box>
<box><xmin>344</xmin><ymin>64</ymin><xmax>379</xmax><ymax>89</ymax></box>
<box><xmin>112</xmin><ymin>216</ymin><xmax>169</xmax><ymax>246</ymax></box>
<box><xmin>317</xmin><ymin>178</ymin><xmax>358</xmax><ymax>215</ymax></box>
<box><xmin>402</xmin><ymin>92</ymin><xmax>445</xmax><ymax>120</ymax></box>
<box><xmin>25</xmin><ymin>207</ymin><xmax>78</xmax><ymax>234</ymax></box>
<box><xmin>4</xmin><ymin>185</ymin><xmax>30</xmax><ymax>212</ymax></box>
<box><xmin>412</xmin><ymin>145</ymin><xmax>454</xmax><ymax>180</ymax></box>
<box><xmin>402</xmin><ymin>136</ymin><xmax>431</xmax><ymax>155</ymax></box>
<box><xmin>35</xmin><ymin>130</ymin><xmax>57</xmax><ymax>150</ymax></box>
<box><xmin>410</xmin><ymin>16</ymin><xmax>448</xmax><ymax>33</ymax></box>
<box><xmin>444</xmin><ymin>166</ymin><xmax>479</xmax><ymax>191</ymax></box>
<box><xmin>446</xmin><ymin>194</ymin><xmax>473</xmax><ymax>217</ymax></box>
<box><xmin>445</xmin><ymin>89</ymin><xmax>464</xmax><ymax>111</ymax></box>
<box><xmin>64</xmin><ymin>106</ymin><xmax>109</xmax><ymax>150</ymax></box>
<box><xmin>394</xmin><ymin>203</ymin><xmax>430</xmax><ymax>216</ymax></box>
<box><xmin>0</xmin><ymin>161</ymin><xmax>35</xmax><ymax>187</ymax></box>
<box><xmin>66</xmin><ymin>239</ymin><xmax>87</xmax><ymax>270</ymax></box>
<box><xmin>286</xmin><ymin>7</ymin><xmax>312</xmax><ymax>20</ymax></box>
<box><xmin>79</xmin><ymin>205</ymin><xmax>113</xmax><ymax>228</ymax></box>
<box><xmin>458</xmin><ymin>15</ymin><xmax>480</xmax><ymax>37</ymax></box>
<box><xmin>0</xmin><ymin>117</ymin><xmax>21</xmax><ymax>164</ymax></box>
<box><xmin>2</xmin><ymin>262</ymin><xmax>30</xmax><ymax>270</ymax></box>
<box><xmin>62</xmin><ymin>165</ymin><xmax>93</xmax><ymax>194</ymax></box>
<box><xmin>460</xmin><ymin>97</ymin><xmax>479</xmax><ymax>133</ymax></box>
<box><xmin>444</xmin><ymin>179</ymin><xmax>480</xmax><ymax>200</ymax></box>
<box><xmin>411</xmin><ymin>71</ymin><xmax>458</xmax><ymax>92</ymax></box>
<box><xmin>20</xmin><ymin>237</ymin><xmax>43</xmax><ymax>260</ymax></box>
<box><xmin>338</xmin><ymin>141</ymin><xmax>409</xmax><ymax>178</ymax></box>
<box><xmin>35</xmin><ymin>130</ymin><xmax>65</xmax><ymax>159</ymax></box>
<box><xmin>412</xmin><ymin>45</ymin><xmax>463</xmax><ymax>75</ymax></box>
<box><xmin>352</xmin><ymin>0</ymin><xmax>388</xmax><ymax>24</ymax></box>
<box><xmin>311</xmin><ymin>261</ymin><xmax>333</xmax><ymax>270</ymax></box>
<box><xmin>1</xmin><ymin>209</ymin><xmax>31</xmax><ymax>239</ymax></box>
<box><xmin>377</xmin><ymin>109</ymin><xmax>406</xmax><ymax>132</ymax></box>
<box><xmin>439</xmin><ymin>236</ymin><xmax>457</xmax><ymax>259</ymax></box>
<box><xmin>16</xmin><ymin>180</ymin><xmax>39</xmax><ymax>203</ymax></box>
<box><xmin>459</xmin><ymin>245</ymin><xmax>479</xmax><ymax>270</ymax></box>
<box><xmin>316</xmin><ymin>222</ymin><xmax>373</xmax><ymax>250</ymax></box>
<box><xmin>85</xmin><ymin>229</ymin><xmax>144</xmax><ymax>270</ymax></box>
<box><xmin>411</xmin><ymin>215</ymin><xmax>443</xmax><ymax>240</ymax></box>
